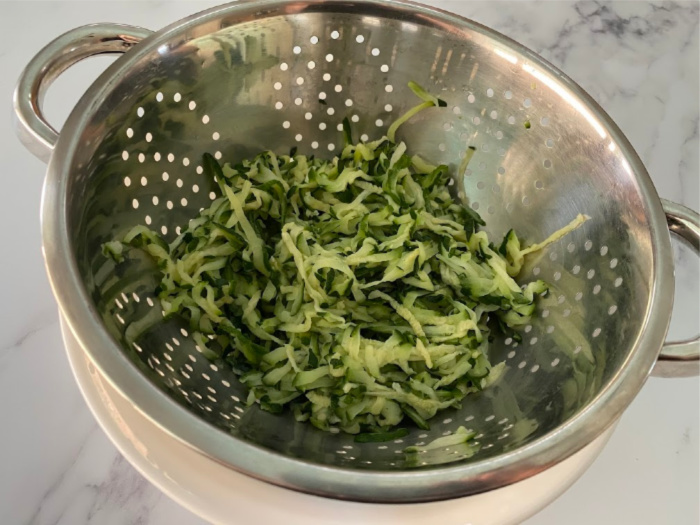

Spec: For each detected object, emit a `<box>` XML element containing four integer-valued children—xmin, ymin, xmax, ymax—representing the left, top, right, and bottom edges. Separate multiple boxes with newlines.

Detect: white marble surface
<box><xmin>0</xmin><ymin>1</ymin><xmax>698</xmax><ymax>524</ymax></box>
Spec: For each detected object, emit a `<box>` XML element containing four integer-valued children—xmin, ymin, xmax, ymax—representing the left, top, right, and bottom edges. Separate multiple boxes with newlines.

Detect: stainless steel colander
<box><xmin>15</xmin><ymin>0</ymin><xmax>699</xmax><ymax>504</ymax></box>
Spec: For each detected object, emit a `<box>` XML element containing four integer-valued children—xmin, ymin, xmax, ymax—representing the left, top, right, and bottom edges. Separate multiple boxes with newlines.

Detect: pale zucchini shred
<box><xmin>104</xmin><ymin>82</ymin><xmax>587</xmax><ymax>436</ymax></box>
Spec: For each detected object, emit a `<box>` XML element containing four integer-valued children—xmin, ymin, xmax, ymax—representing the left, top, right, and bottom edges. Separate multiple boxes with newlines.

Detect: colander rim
<box><xmin>41</xmin><ymin>0</ymin><xmax>674</xmax><ymax>503</ymax></box>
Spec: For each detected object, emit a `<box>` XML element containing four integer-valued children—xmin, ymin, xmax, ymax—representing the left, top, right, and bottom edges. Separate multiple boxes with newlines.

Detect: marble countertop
<box><xmin>1</xmin><ymin>1</ymin><xmax>698</xmax><ymax>524</ymax></box>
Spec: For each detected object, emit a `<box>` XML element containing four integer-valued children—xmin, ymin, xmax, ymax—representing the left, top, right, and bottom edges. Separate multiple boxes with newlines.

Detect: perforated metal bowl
<box><xmin>15</xmin><ymin>0</ymin><xmax>699</xmax><ymax>503</ymax></box>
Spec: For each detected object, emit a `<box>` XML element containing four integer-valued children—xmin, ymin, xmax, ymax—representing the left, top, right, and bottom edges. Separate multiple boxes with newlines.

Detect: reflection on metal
<box><xmin>494</xmin><ymin>48</ymin><xmax>518</xmax><ymax>65</ymax></box>
<box><xmin>522</xmin><ymin>63</ymin><xmax>607</xmax><ymax>139</ymax></box>
<box><xmin>621</xmin><ymin>157</ymin><xmax>632</xmax><ymax>175</ymax></box>
<box><xmin>361</xmin><ymin>16</ymin><xmax>382</xmax><ymax>27</ymax></box>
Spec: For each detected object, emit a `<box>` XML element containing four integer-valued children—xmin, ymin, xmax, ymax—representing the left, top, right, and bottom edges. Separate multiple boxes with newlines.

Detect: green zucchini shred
<box><xmin>403</xmin><ymin>426</ymin><xmax>480</xmax><ymax>466</ymax></box>
<box><xmin>105</xmin><ymin>82</ymin><xmax>588</xmax><ymax>436</ymax></box>
<box><xmin>354</xmin><ymin>427</ymin><xmax>409</xmax><ymax>443</ymax></box>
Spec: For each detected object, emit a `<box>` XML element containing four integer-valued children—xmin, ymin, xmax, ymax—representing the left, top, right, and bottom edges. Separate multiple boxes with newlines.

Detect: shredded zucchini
<box><xmin>104</xmin><ymin>83</ymin><xmax>588</xmax><ymax>436</ymax></box>
<box><xmin>403</xmin><ymin>426</ymin><xmax>480</xmax><ymax>466</ymax></box>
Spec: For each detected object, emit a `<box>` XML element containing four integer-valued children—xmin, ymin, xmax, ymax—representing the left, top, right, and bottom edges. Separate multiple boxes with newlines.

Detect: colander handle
<box><xmin>652</xmin><ymin>199</ymin><xmax>700</xmax><ymax>378</ymax></box>
<box><xmin>13</xmin><ymin>24</ymin><xmax>153</xmax><ymax>163</ymax></box>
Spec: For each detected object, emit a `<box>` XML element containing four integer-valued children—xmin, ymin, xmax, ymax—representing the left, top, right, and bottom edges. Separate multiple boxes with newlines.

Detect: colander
<box><xmin>14</xmin><ymin>0</ymin><xmax>699</xmax><ymax>506</ymax></box>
